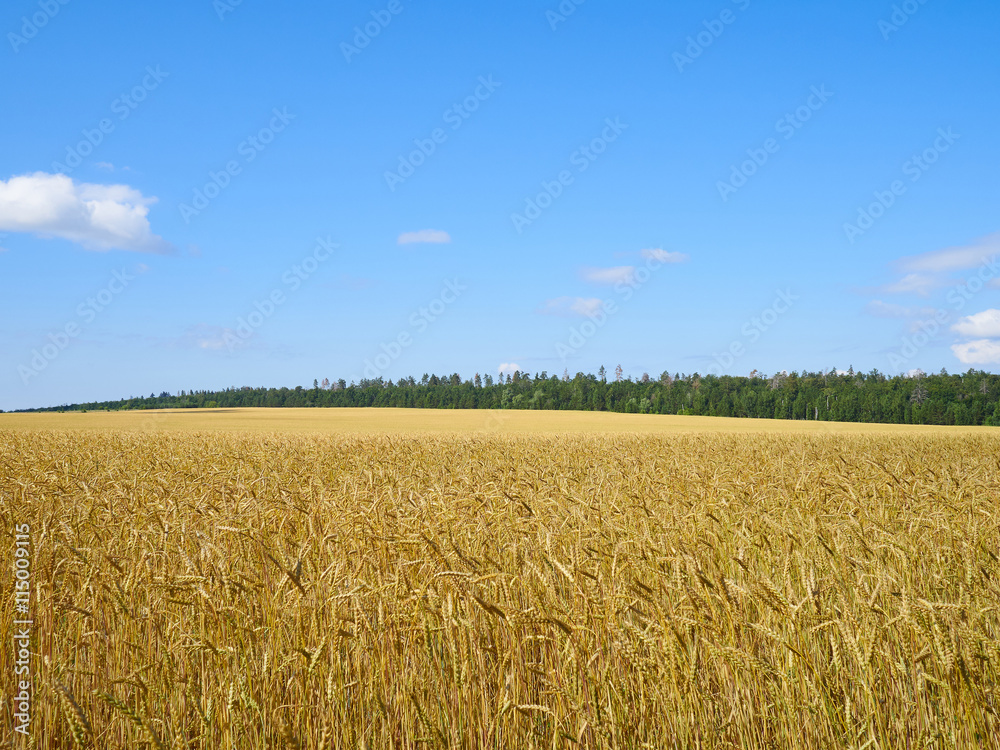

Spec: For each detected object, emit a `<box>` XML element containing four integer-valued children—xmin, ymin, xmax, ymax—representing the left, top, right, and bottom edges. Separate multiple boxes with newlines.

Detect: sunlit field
<box><xmin>1</xmin><ymin>406</ymin><xmax>994</xmax><ymax>435</ymax></box>
<box><xmin>2</xmin><ymin>411</ymin><xmax>999</xmax><ymax>748</ymax></box>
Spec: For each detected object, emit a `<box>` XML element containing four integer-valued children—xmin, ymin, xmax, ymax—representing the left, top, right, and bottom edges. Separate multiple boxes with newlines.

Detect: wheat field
<box><xmin>3</xmin><ymin>406</ymin><xmax>994</xmax><ymax>435</ymax></box>
<box><xmin>2</xmin><ymin>410</ymin><xmax>999</xmax><ymax>748</ymax></box>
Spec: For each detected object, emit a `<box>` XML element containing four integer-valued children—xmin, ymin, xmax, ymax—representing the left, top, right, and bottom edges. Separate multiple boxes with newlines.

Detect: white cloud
<box><xmin>497</xmin><ymin>363</ymin><xmax>521</xmax><ymax>375</ymax></box>
<box><xmin>951</xmin><ymin>339</ymin><xmax>1000</xmax><ymax>365</ymax></box>
<box><xmin>641</xmin><ymin>248</ymin><xmax>688</xmax><ymax>263</ymax></box>
<box><xmin>539</xmin><ymin>296</ymin><xmax>605</xmax><ymax>317</ymax></box>
<box><xmin>882</xmin><ymin>273</ymin><xmax>938</xmax><ymax>296</ymax></box>
<box><xmin>899</xmin><ymin>232</ymin><xmax>1000</xmax><ymax>273</ymax></box>
<box><xmin>880</xmin><ymin>233</ymin><xmax>1000</xmax><ymax>303</ymax></box>
<box><xmin>951</xmin><ymin>309</ymin><xmax>1000</xmax><ymax>338</ymax></box>
<box><xmin>0</xmin><ymin>172</ymin><xmax>171</xmax><ymax>253</ymax></box>
<box><xmin>397</xmin><ymin>229</ymin><xmax>451</xmax><ymax>245</ymax></box>
<box><xmin>581</xmin><ymin>265</ymin><xmax>634</xmax><ymax>284</ymax></box>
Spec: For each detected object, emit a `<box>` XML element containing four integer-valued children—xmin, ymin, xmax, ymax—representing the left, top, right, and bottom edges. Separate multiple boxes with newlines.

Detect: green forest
<box><xmin>15</xmin><ymin>366</ymin><xmax>1000</xmax><ymax>426</ymax></box>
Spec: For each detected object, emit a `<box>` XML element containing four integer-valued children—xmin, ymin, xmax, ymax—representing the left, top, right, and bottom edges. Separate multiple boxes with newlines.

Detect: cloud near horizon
<box><xmin>876</xmin><ymin>233</ymin><xmax>1000</xmax><ymax>306</ymax></box>
<box><xmin>897</xmin><ymin>232</ymin><xmax>1000</xmax><ymax>273</ymax></box>
<box><xmin>0</xmin><ymin>172</ymin><xmax>172</xmax><ymax>254</ymax></box>
<box><xmin>951</xmin><ymin>309</ymin><xmax>1000</xmax><ymax>338</ymax></box>
<box><xmin>948</xmin><ymin>308</ymin><xmax>1000</xmax><ymax>365</ymax></box>
<box><xmin>397</xmin><ymin>229</ymin><xmax>451</xmax><ymax>245</ymax></box>
<box><xmin>951</xmin><ymin>339</ymin><xmax>1000</xmax><ymax>365</ymax></box>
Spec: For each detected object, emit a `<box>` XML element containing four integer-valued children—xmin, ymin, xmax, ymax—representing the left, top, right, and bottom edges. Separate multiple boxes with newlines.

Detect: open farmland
<box><xmin>1</xmin><ymin>407</ymin><xmax>995</xmax><ymax>435</ymax></box>
<box><xmin>2</xmin><ymin>411</ymin><xmax>999</xmax><ymax>748</ymax></box>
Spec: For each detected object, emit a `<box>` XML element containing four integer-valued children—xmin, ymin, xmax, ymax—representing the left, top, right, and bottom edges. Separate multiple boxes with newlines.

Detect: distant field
<box><xmin>2</xmin><ymin>412</ymin><xmax>999</xmax><ymax>747</ymax></box>
<box><xmin>1</xmin><ymin>406</ymin><xmax>994</xmax><ymax>434</ymax></box>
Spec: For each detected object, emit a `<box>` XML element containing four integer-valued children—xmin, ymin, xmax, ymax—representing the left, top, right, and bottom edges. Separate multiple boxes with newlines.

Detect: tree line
<box><xmin>14</xmin><ymin>366</ymin><xmax>1000</xmax><ymax>426</ymax></box>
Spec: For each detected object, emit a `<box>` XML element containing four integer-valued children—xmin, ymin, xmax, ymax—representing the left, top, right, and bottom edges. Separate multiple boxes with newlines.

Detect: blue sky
<box><xmin>2</xmin><ymin>0</ymin><xmax>999</xmax><ymax>409</ymax></box>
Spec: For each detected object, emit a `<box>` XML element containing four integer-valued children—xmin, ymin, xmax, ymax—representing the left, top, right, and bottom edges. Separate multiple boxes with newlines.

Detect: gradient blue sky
<box><xmin>2</xmin><ymin>0</ymin><xmax>999</xmax><ymax>410</ymax></box>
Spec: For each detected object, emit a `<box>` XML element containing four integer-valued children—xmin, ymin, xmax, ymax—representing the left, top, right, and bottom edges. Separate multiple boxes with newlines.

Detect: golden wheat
<box><xmin>1</xmin><ymin>421</ymin><xmax>999</xmax><ymax>748</ymax></box>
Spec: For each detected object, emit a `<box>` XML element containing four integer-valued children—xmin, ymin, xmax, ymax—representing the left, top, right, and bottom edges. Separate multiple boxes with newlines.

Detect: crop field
<box><xmin>2</xmin><ymin>410</ymin><xmax>999</xmax><ymax>748</ymax></box>
<box><xmin>1</xmin><ymin>407</ymin><xmax>994</xmax><ymax>435</ymax></box>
